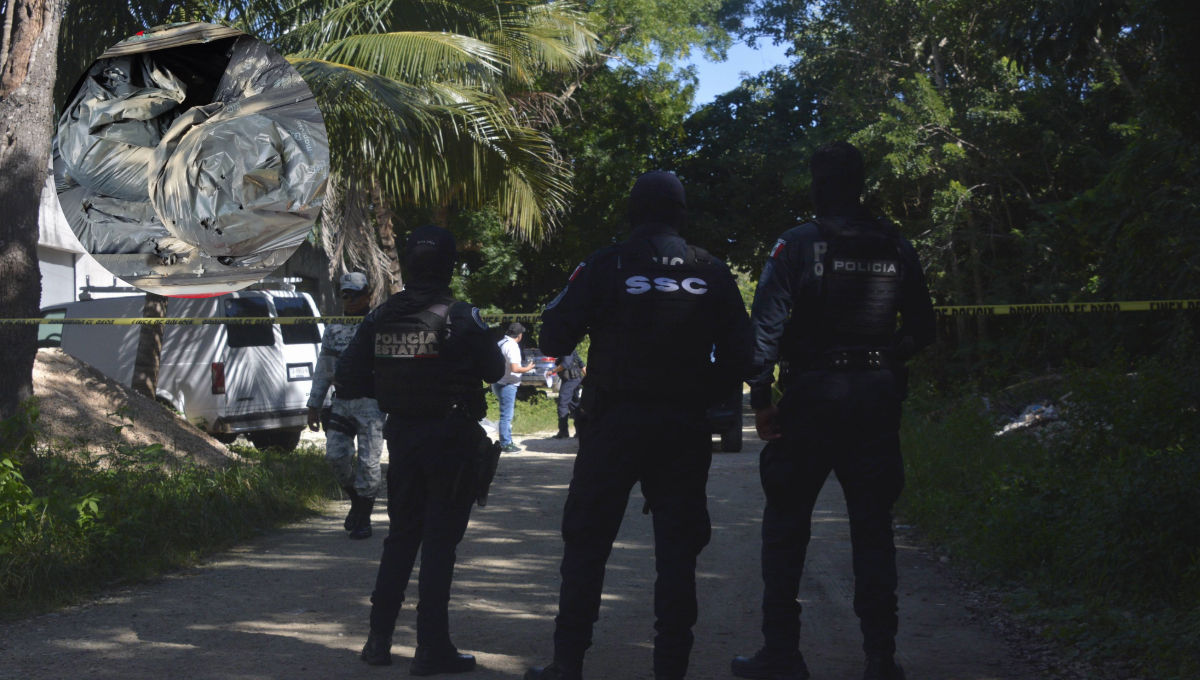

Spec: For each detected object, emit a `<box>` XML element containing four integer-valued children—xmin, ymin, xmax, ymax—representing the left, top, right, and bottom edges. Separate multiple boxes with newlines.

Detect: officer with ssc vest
<box><xmin>526</xmin><ymin>171</ymin><xmax>754</xmax><ymax>680</ymax></box>
<box><xmin>731</xmin><ymin>142</ymin><xmax>936</xmax><ymax>680</ymax></box>
<box><xmin>334</xmin><ymin>225</ymin><xmax>507</xmax><ymax>675</ymax></box>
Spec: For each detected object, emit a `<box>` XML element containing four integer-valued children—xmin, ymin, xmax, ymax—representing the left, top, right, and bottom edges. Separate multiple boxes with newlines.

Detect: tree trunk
<box><xmin>131</xmin><ymin>293</ymin><xmax>168</xmax><ymax>401</ymax></box>
<box><xmin>965</xmin><ymin>207</ymin><xmax>989</xmax><ymax>345</ymax></box>
<box><xmin>946</xmin><ymin>233</ymin><xmax>971</xmax><ymax>345</ymax></box>
<box><xmin>0</xmin><ymin>0</ymin><xmax>62</xmax><ymax>421</ymax></box>
<box><xmin>371</xmin><ymin>178</ymin><xmax>402</xmax><ymax>294</ymax></box>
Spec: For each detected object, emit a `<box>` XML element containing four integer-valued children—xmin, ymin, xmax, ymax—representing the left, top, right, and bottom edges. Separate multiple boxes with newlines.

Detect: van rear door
<box><xmin>270</xmin><ymin>292</ymin><xmax>323</xmax><ymax>411</ymax></box>
<box><xmin>221</xmin><ymin>294</ymin><xmax>284</xmax><ymax>421</ymax></box>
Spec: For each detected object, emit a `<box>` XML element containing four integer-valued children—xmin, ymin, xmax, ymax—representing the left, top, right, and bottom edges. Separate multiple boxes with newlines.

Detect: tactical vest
<box><xmin>812</xmin><ymin>217</ymin><xmax>904</xmax><ymax>352</ymax></box>
<box><xmin>587</xmin><ymin>241</ymin><xmax>718</xmax><ymax>396</ymax></box>
<box><xmin>559</xmin><ymin>354</ymin><xmax>583</xmax><ymax>381</ymax></box>
<box><xmin>372</xmin><ymin>299</ymin><xmax>481</xmax><ymax>415</ymax></box>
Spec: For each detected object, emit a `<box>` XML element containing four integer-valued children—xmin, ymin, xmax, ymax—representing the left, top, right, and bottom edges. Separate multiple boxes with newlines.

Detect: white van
<box><xmin>40</xmin><ymin>290</ymin><xmax>327</xmax><ymax>452</ymax></box>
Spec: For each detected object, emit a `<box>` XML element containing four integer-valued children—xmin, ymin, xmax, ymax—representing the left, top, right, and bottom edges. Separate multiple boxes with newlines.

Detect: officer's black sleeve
<box><xmin>334</xmin><ymin>308</ymin><xmax>380</xmax><ymax>400</ymax></box>
<box><xmin>539</xmin><ymin>256</ymin><xmax>602</xmax><ymax>358</ymax></box>
<box><xmin>748</xmin><ymin>236</ymin><xmax>800</xmax><ymax>409</ymax></box>
<box><xmin>894</xmin><ymin>238</ymin><xmax>937</xmax><ymax>360</ymax></box>
<box><xmin>456</xmin><ymin>305</ymin><xmax>507</xmax><ymax>384</ymax></box>
<box><xmin>710</xmin><ymin>262</ymin><xmax>754</xmax><ymax>397</ymax></box>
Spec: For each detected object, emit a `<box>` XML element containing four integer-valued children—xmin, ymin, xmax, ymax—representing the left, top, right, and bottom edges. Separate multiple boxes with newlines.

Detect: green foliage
<box><xmin>899</xmin><ymin>358</ymin><xmax>1200</xmax><ymax>678</ymax></box>
<box><xmin>677</xmin><ymin>0</ymin><xmax>1200</xmax><ymax>379</ymax></box>
<box><xmin>0</xmin><ymin>405</ymin><xmax>336</xmax><ymax>621</ymax></box>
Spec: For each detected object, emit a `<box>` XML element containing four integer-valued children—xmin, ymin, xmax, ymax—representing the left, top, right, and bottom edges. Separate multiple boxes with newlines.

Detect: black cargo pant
<box><xmin>760</xmin><ymin>369</ymin><xmax>905</xmax><ymax>658</ymax></box>
<box><xmin>370</xmin><ymin>415</ymin><xmax>483</xmax><ymax>652</ymax></box>
<box><xmin>553</xmin><ymin>400</ymin><xmax>713</xmax><ymax>679</ymax></box>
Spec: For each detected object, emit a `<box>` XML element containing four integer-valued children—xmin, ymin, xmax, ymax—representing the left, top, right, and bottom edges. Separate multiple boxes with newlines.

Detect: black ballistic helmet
<box><xmin>810</xmin><ymin>141</ymin><xmax>866</xmax><ymax>210</ymax></box>
<box><xmin>404</xmin><ymin>224</ymin><xmax>457</xmax><ymax>285</ymax></box>
<box><xmin>628</xmin><ymin>170</ymin><xmax>687</xmax><ymax>228</ymax></box>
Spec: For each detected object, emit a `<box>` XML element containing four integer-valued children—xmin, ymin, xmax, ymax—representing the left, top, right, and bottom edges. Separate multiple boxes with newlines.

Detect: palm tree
<box><xmin>58</xmin><ymin>0</ymin><xmax>595</xmax><ymax>297</ymax></box>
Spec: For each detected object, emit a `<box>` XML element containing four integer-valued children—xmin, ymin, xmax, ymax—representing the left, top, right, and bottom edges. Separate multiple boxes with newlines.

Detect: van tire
<box><xmin>211</xmin><ymin>432</ymin><xmax>239</xmax><ymax>444</ymax></box>
<box><xmin>248</xmin><ymin>429</ymin><xmax>303</xmax><ymax>453</ymax></box>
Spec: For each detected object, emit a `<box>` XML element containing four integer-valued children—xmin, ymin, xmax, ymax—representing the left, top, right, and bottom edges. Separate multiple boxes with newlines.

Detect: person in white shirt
<box><xmin>493</xmin><ymin>323</ymin><xmax>533</xmax><ymax>451</ymax></box>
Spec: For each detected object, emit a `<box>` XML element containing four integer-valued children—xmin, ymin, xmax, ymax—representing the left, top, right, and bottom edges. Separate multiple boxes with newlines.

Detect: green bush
<box><xmin>0</xmin><ymin>402</ymin><xmax>336</xmax><ymax>621</ymax></box>
<box><xmin>900</xmin><ymin>360</ymin><xmax>1200</xmax><ymax>679</ymax></box>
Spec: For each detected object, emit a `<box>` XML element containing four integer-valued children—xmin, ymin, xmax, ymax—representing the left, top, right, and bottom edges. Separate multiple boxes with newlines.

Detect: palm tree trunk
<box><xmin>371</xmin><ymin>179</ymin><xmax>402</xmax><ymax>293</ymax></box>
<box><xmin>131</xmin><ymin>293</ymin><xmax>168</xmax><ymax>400</ymax></box>
<box><xmin>0</xmin><ymin>0</ymin><xmax>63</xmax><ymax>421</ymax></box>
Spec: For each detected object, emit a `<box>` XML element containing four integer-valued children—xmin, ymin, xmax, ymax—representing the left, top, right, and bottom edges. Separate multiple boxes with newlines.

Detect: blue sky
<box><xmin>679</xmin><ymin>40</ymin><xmax>793</xmax><ymax>106</ymax></box>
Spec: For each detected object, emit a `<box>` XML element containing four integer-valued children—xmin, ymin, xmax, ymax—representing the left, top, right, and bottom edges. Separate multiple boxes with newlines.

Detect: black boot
<box><xmin>731</xmin><ymin>648</ymin><xmax>810</xmax><ymax>680</ymax></box>
<box><xmin>349</xmin><ymin>497</ymin><xmax>374</xmax><ymax>539</ymax></box>
<box><xmin>524</xmin><ymin>662</ymin><xmax>582</xmax><ymax>680</ymax></box>
<box><xmin>863</xmin><ymin>656</ymin><xmax>905</xmax><ymax>680</ymax></box>
<box><xmin>410</xmin><ymin>646</ymin><xmax>476</xmax><ymax>675</ymax></box>
<box><xmin>553</xmin><ymin>417</ymin><xmax>569</xmax><ymax>439</ymax></box>
<box><xmin>342</xmin><ymin>486</ymin><xmax>361</xmax><ymax>531</ymax></box>
<box><xmin>360</xmin><ymin>629</ymin><xmax>392</xmax><ymax>666</ymax></box>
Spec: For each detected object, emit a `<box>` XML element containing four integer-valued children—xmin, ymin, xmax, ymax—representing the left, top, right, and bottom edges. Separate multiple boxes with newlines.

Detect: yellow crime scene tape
<box><xmin>0</xmin><ymin>313</ymin><xmax>544</xmax><ymax>326</ymax></box>
<box><xmin>0</xmin><ymin>302</ymin><xmax>1196</xmax><ymax>326</ymax></box>
<box><xmin>932</xmin><ymin>300</ymin><xmax>1200</xmax><ymax>316</ymax></box>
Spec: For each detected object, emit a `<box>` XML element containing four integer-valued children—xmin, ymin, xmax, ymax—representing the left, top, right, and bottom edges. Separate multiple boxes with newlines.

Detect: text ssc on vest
<box><xmin>624</xmin><ymin>276</ymin><xmax>709</xmax><ymax>294</ymax></box>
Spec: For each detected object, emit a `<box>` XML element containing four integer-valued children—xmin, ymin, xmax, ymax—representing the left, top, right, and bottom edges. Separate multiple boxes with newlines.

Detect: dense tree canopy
<box><xmin>429</xmin><ymin>0</ymin><xmax>1198</xmax><ymax>377</ymax></box>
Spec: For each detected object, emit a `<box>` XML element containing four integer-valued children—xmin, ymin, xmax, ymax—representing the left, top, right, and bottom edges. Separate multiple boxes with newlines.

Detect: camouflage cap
<box><xmin>339</xmin><ymin>272</ymin><xmax>368</xmax><ymax>292</ymax></box>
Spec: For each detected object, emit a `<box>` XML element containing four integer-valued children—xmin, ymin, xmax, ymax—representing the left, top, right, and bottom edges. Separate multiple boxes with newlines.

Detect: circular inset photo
<box><xmin>53</xmin><ymin>22</ymin><xmax>329</xmax><ymax>296</ymax></box>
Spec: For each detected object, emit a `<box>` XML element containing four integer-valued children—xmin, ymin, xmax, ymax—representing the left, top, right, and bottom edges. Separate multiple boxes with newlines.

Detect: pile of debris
<box><xmin>32</xmin><ymin>348</ymin><xmax>237</xmax><ymax>467</ymax></box>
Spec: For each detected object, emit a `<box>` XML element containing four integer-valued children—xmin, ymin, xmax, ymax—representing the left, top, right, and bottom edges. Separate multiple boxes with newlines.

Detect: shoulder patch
<box><xmin>759</xmin><ymin>260</ymin><xmax>775</xmax><ymax>287</ymax></box>
<box><xmin>770</xmin><ymin>239</ymin><xmax>787</xmax><ymax>259</ymax></box>
<box><xmin>545</xmin><ymin>285</ymin><xmax>568</xmax><ymax>310</ymax></box>
<box><xmin>569</xmin><ymin>262</ymin><xmax>586</xmax><ymax>281</ymax></box>
<box><xmin>471</xmin><ymin>307</ymin><xmax>488</xmax><ymax>330</ymax></box>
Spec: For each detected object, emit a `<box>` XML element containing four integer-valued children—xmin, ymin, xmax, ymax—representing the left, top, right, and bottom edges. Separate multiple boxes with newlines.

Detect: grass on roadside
<box><xmin>899</xmin><ymin>359</ymin><xmax>1200</xmax><ymax>680</ymax></box>
<box><xmin>0</xmin><ymin>403</ymin><xmax>336</xmax><ymax>621</ymax></box>
<box><xmin>485</xmin><ymin>387</ymin><xmax>561</xmax><ymax>434</ymax></box>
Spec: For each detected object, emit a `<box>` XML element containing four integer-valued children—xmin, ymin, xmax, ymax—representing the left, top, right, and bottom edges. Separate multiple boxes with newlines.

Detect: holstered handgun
<box><xmin>321</xmin><ymin>406</ymin><xmax>357</xmax><ymax>436</ymax></box>
<box><xmin>475</xmin><ymin>436</ymin><xmax>503</xmax><ymax>507</ymax></box>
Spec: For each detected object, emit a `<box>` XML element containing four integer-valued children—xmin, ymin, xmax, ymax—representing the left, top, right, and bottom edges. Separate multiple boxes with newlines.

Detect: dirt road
<box><xmin>0</xmin><ymin>425</ymin><xmax>1041</xmax><ymax>680</ymax></box>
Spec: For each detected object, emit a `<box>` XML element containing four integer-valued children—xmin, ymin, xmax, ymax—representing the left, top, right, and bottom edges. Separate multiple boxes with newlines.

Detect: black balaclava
<box><xmin>628</xmin><ymin>170</ymin><xmax>687</xmax><ymax>229</ymax></box>
<box><xmin>389</xmin><ymin>224</ymin><xmax>457</xmax><ymax>313</ymax></box>
<box><xmin>810</xmin><ymin>141</ymin><xmax>867</xmax><ymax>217</ymax></box>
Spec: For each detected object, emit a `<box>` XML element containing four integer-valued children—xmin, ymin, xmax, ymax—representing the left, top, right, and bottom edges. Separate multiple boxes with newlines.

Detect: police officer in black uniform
<box><xmin>731</xmin><ymin>142</ymin><xmax>936</xmax><ymax>680</ymax></box>
<box><xmin>526</xmin><ymin>171</ymin><xmax>754</xmax><ymax>680</ymax></box>
<box><xmin>335</xmin><ymin>225</ymin><xmax>507</xmax><ymax>675</ymax></box>
<box><xmin>551</xmin><ymin>349</ymin><xmax>586</xmax><ymax>438</ymax></box>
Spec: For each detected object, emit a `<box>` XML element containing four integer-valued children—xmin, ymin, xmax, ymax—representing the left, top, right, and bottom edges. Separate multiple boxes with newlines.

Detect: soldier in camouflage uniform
<box><xmin>307</xmin><ymin>272</ymin><xmax>386</xmax><ymax>539</ymax></box>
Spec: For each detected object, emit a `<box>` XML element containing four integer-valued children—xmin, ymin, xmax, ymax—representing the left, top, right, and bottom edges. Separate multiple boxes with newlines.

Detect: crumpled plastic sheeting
<box><xmin>148</xmin><ymin>42</ymin><xmax>328</xmax><ymax>258</ymax></box>
<box><xmin>56</xmin><ymin>55</ymin><xmax>187</xmax><ymax>201</ymax></box>
<box><xmin>56</xmin><ymin>185</ymin><xmax>172</xmax><ymax>255</ymax></box>
<box><xmin>52</xmin><ymin>137</ymin><xmax>79</xmax><ymax>193</ymax></box>
<box><xmin>213</xmin><ymin>36</ymin><xmax>303</xmax><ymax>103</ymax></box>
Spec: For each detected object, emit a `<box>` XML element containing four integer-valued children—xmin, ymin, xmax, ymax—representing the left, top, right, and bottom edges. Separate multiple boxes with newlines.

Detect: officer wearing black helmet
<box><xmin>731</xmin><ymin>142</ymin><xmax>936</xmax><ymax>680</ymax></box>
<box><xmin>335</xmin><ymin>225</ymin><xmax>507</xmax><ymax>675</ymax></box>
<box><xmin>526</xmin><ymin>171</ymin><xmax>754</xmax><ymax>680</ymax></box>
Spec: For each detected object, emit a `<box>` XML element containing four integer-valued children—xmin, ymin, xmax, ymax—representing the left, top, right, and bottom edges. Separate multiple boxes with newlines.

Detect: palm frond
<box><xmin>292</xmin><ymin>57</ymin><xmax>569</xmax><ymax>239</ymax></box>
<box><xmin>308</xmin><ymin>32</ymin><xmax>506</xmax><ymax>91</ymax></box>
